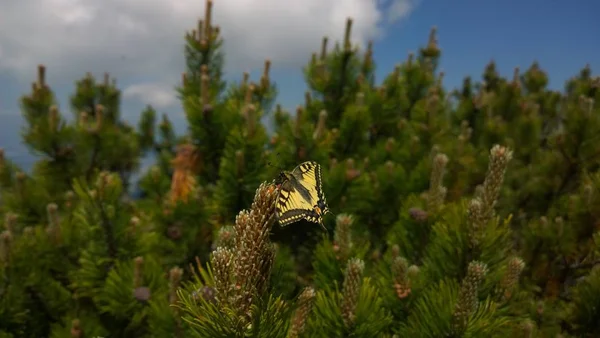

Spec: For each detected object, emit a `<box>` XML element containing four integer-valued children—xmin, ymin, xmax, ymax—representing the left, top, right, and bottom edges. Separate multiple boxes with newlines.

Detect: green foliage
<box><xmin>1</xmin><ymin>0</ymin><xmax>600</xmax><ymax>336</ymax></box>
<box><xmin>304</xmin><ymin>277</ymin><xmax>392</xmax><ymax>338</ymax></box>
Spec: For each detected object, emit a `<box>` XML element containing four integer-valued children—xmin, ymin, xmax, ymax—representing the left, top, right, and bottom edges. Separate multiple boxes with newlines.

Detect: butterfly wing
<box><xmin>276</xmin><ymin>177</ymin><xmax>322</xmax><ymax>226</ymax></box>
<box><xmin>292</xmin><ymin>161</ymin><xmax>329</xmax><ymax>214</ymax></box>
<box><xmin>275</xmin><ymin>161</ymin><xmax>329</xmax><ymax>227</ymax></box>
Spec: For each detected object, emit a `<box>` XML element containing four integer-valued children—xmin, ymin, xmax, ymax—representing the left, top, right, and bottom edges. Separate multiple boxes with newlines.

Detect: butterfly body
<box><xmin>275</xmin><ymin>161</ymin><xmax>329</xmax><ymax>229</ymax></box>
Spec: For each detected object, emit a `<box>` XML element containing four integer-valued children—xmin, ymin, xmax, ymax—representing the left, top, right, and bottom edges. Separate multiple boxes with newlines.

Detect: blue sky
<box><xmin>276</xmin><ymin>0</ymin><xmax>599</xmax><ymax>107</ymax></box>
<box><xmin>1</xmin><ymin>0</ymin><xmax>598</xmax><ymax>171</ymax></box>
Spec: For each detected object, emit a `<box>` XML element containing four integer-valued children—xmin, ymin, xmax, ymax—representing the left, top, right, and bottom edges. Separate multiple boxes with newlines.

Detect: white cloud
<box><xmin>384</xmin><ymin>0</ymin><xmax>419</xmax><ymax>23</ymax></box>
<box><xmin>0</xmin><ymin>0</ymin><xmax>418</xmax><ymax>108</ymax></box>
<box><xmin>123</xmin><ymin>83</ymin><xmax>177</xmax><ymax>108</ymax></box>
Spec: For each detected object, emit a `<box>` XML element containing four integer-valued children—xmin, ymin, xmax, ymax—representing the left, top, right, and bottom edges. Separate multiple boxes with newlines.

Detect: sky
<box><xmin>0</xmin><ymin>0</ymin><xmax>599</xmax><ymax>172</ymax></box>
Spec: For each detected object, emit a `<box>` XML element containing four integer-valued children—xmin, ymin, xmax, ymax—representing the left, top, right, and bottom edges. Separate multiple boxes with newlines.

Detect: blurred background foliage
<box><xmin>1</xmin><ymin>0</ymin><xmax>599</xmax><ymax>337</ymax></box>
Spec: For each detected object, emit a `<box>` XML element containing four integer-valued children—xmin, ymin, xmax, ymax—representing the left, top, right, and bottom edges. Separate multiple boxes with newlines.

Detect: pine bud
<box><xmin>424</xmin><ymin>59</ymin><xmax>435</xmax><ymax>75</ymax></box>
<box><xmin>426</xmin><ymin>91</ymin><xmax>440</xmax><ymax>114</ymax></box>
<box><xmin>211</xmin><ymin>247</ymin><xmax>233</xmax><ymax>304</ymax></box>
<box><xmin>46</xmin><ymin>203</ymin><xmax>59</xmax><ymax>225</ymax></box>
<box><xmin>235</xmin><ymin>150</ymin><xmax>245</xmax><ymax>177</ymax></box>
<box><xmin>70</xmin><ymin>319</ymin><xmax>83</xmax><ymax>338</ymax></box>
<box><xmin>79</xmin><ymin>111</ymin><xmax>88</xmax><ymax>128</ymax></box>
<box><xmin>512</xmin><ymin>67</ymin><xmax>521</xmax><ymax>88</ymax></box>
<box><xmin>150</xmin><ymin>166</ymin><xmax>161</xmax><ymax>183</ymax></box>
<box><xmin>294</xmin><ymin>106</ymin><xmax>303</xmax><ymax>137</ymax></box>
<box><xmin>385</xmin><ymin>138</ymin><xmax>395</xmax><ymax>153</ymax></box>
<box><xmin>427</xmin><ymin>153</ymin><xmax>449</xmax><ymax>213</ymax></box>
<box><xmin>23</xmin><ymin>226</ymin><xmax>34</xmax><ymax>236</ymax></box>
<box><xmin>583</xmin><ymin>183</ymin><xmax>594</xmax><ymax>207</ymax></box>
<box><xmin>93</xmin><ymin>104</ymin><xmax>103</xmax><ymax>132</ymax></box>
<box><xmin>181</xmin><ymin>72</ymin><xmax>187</xmax><ymax>87</ymax></box>
<box><xmin>48</xmin><ymin>105</ymin><xmax>58</xmax><ymax>132</ymax></box>
<box><xmin>410</xmin><ymin>136</ymin><xmax>420</xmax><ymax>150</ymax></box>
<box><xmin>437</xmin><ymin>71</ymin><xmax>445</xmax><ymax>88</ymax></box>
<box><xmin>369</xmin><ymin>171</ymin><xmax>379</xmax><ymax>189</ymax></box>
<box><xmin>330</xmin><ymin>157</ymin><xmax>338</xmax><ymax>171</ymax></box>
<box><xmin>391</xmin><ymin>65</ymin><xmax>401</xmax><ymax>81</ymax></box>
<box><xmin>231</xmin><ymin>183</ymin><xmax>278</xmax><ymax>318</ymax></box>
<box><xmin>0</xmin><ymin>230</ymin><xmax>12</xmax><ymax>264</ymax></box>
<box><xmin>201</xmin><ymin>73</ymin><xmax>210</xmax><ymax>108</ymax></box>
<box><xmin>133</xmin><ymin>256</ymin><xmax>144</xmax><ymax>288</ymax></box>
<box><xmin>356</xmin><ymin>92</ymin><xmax>365</xmax><ymax>106</ymax></box>
<box><xmin>103</xmin><ymin>72</ymin><xmax>110</xmax><ymax>87</ymax></box>
<box><xmin>195</xmin><ymin>19</ymin><xmax>204</xmax><ymax>41</ymax></box>
<box><xmin>538</xmin><ymin>216</ymin><xmax>549</xmax><ymax>231</ymax></box>
<box><xmin>167</xmin><ymin>222</ymin><xmax>183</xmax><ymax>240</ymax></box>
<box><xmin>521</xmin><ymin>320</ymin><xmax>535</xmax><ymax>338</ymax></box>
<box><xmin>130</xmin><ymin>216</ymin><xmax>140</xmax><ymax>228</ymax></box>
<box><xmin>429</xmin><ymin>144</ymin><xmax>440</xmax><ymax>158</ymax></box>
<box><xmin>364</xmin><ymin>41</ymin><xmax>373</xmax><ymax>68</ymax></box>
<box><xmin>453</xmin><ymin>261</ymin><xmax>488</xmax><ymax>332</ymax></box>
<box><xmin>169</xmin><ymin>266</ymin><xmax>184</xmax><ymax>305</ymax></box>
<box><xmin>408</xmin><ymin>208</ymin><xmax>428</xmax><ymax>223</ymax></box>
<box><xmin>392</xmin><ymin>257</ymin><xmax>408</xmax><ymax>280</ymax></box>
<box><xmin>458</xmin><ymin>120</ymin><xmax>472</xmax><ymax>143</ymax></box>
<box><xmin>96</xmin><ymin>171</ymin><xmax>113</xmax><ymax>198</ymax></box>
<box><xmin>245</xmin><ymin>104</ymin><xmax>256</xmax><ymax>136</ymax></box>
<box><xmin>313</xmin><ymin>110</ymin><xmax>327</xmax><ymax>141</ymax></box>
<box><xmin>133</xmin><ymin>286</ymin><xmax>151</xmax><ymax>302</ymax></box>
<box><xmin>474</xmin><ymin>185</ymin><xmax>484</xmax><ymax>200</ymax></box>
<box><xmin>244</xmin><ymin>84</ymin><xmax>254</xmax><ymax>108</ymax></box>
<box><xmin>305</xmin><ymin>91</ymin><xmax>312</xmax><ymax>106</ymax></box>
<box><xmin>376</xmin><ymin>86</ymin><xmax>386</xmax><ymax>99</ymax></box>
<box><xmin>371</xmin><ymin>249</ymin><xmax>381</xmax><ymax>261</ymax></box>
<box><xmin>499</xmin><ymin>257</ymin><xmax>525</xmax><ymax>301</ymax></box>
<box><xmin>341</xmin><ymin>258</ymin><xmax>364</xmax><ymax>327</ymax></box>
<box><xmin>3</xmin><ymin>213</ymin><xmax>17</xmax><ymax>233</ymax></box>
<box><xmin>333</xmin><ymin>214</ymin><xmax>354</xmax><ymax>262</ymax></box>
<box><xmin>297</xmin><ymin>146</ymin><xmax>307</xmax><ymax>160</ymax></box>
<box><xmin>37</xmin><ymin>64</ymin><xmax>46</xmax><ymax>88</ymax></box>
<box><xmin>203</xmin><ymin>0</ymin><xmax>213</xmax><ymax>35</ymax></box>
<box><xmin>262</xmin><ymin>59</ymin><xmax>271</xmax><ymax>89</ymax></box>
<box><xmin>192</xmin><ymin>286</ymin><xmax>216</xmax><ymax>304</ymax></box>
<box><xmin>407</xmin><ymin>265</ymin><xmax>420</xmax><ymax>280</ymax></box>
<box><xmin>288</xmin><ymin>287</ymin><xmax>316</xmax><ymax>338</ymax></box>
<box><xmin>46</xmin><ymin>203</ymin><xmax>61</xmax><ymax>244</ymax></box>
<box><xmin>480</xmin><ymin>145</ymin><xmax>513</xmax><ymax>221</ymax></box>
<box><xmin>385</xmin><ymin>160</ymin><xmax>394</xmax><ymax>175</ymax></box>
<box><xmin>392</xmin><ymin>256</ymin><xmax>411</xmax><ymax>298</ymax></box>
<box><xmin>345</xmin><ymin>158</ymin><xmax>360</xmax><ymax>181</ymax></box>
<box><xmin>356</xmin><ymin>74</ymin><xmax>365</xmax><ymax>86</ymax></box>
<box><xmin>427</xmin><ymin>26</ymin><xmax>438</xmax><ymax>51</ymax></box>
<box><xmin>331</xmin><ymin>128</ymin><xmax>339</xmax><ymax>139</ymax></box>
<box><xmin>15</xmin><ymin>171</ymin><xmax>26</xmax><ymax>197</ymax></box>
<box><xmin>16</xmin><ymin>171</ymin><xmax>26</xmax><ymax>182</ymax></box>
<box><xmin>467</xmin><ymin>198</ymin><xmax>483</xmax><ymax>248</ymax></box>
<box><xmin>343</xmin><ymin>18</ymin><xmax>353</xmax><ymax>52</ymax></box>
<box><xmin>390</xmin><ymin>244</ymin><xmax>400</xmax><ymax>259</ymax></box>
<box><xmin>320</xmin><ymin>37</ymin><xmax>328</xmax><ymax>60</ymax></box>
<box><xmin>214</xmin><ymin>225</ymin><xmax>236</xmax><ymax>250</ymax></box>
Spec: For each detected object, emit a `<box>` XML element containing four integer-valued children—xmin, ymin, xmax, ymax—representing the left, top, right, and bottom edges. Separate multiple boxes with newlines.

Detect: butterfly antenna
<box><xmin>267</xmin><ymin>152</ymin><xmax>285</xmax><ymax>171</ymax></box>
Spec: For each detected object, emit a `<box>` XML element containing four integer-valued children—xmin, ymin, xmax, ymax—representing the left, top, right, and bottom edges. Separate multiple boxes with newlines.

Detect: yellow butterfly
<box><xmin>275</xmin><ymin>161</ymin><xmax>329</xmax><ymax>230</ymax></box>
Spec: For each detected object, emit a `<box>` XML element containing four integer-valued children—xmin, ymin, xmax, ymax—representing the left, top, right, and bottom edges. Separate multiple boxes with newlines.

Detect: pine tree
<box><xmin>0</xmin><ymin>66</ymin><xmax>186</xmax><ymax>338</ymax></box>
<box><xmin>2</xmin><ymin>0</ymin><xmax>600</xmax><ymax>336</ymax></box>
